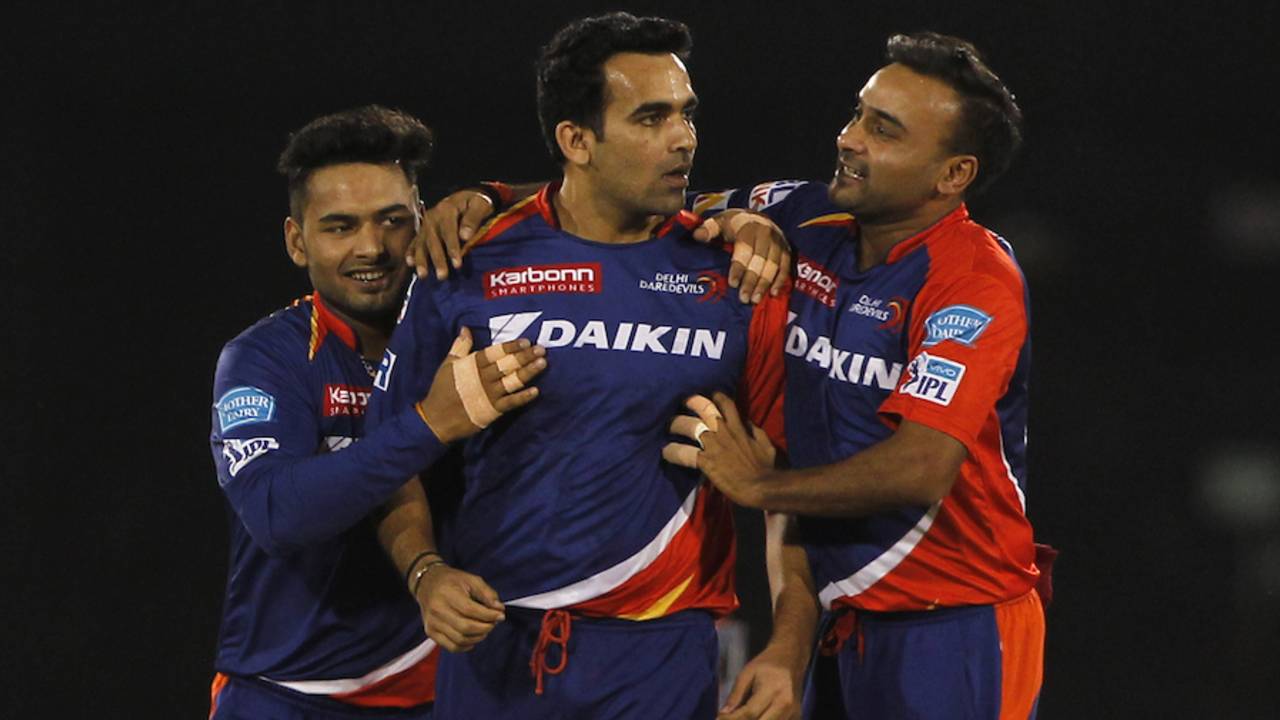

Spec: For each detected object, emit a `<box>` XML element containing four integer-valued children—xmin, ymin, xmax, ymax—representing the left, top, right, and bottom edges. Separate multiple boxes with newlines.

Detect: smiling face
<box><xmin>829</xmin><ymin>63</ymin><xmax>973</xmax><ymax>224</ymax></box>
<box><xmin>283</xmin><ymin>162</ymin><xmax>417</xmax><ymax>328</ymax></box>
<box><xmin>574</xmin><ymin>51</ymin><xmax>698</xmax><ymax>221</ymax></box>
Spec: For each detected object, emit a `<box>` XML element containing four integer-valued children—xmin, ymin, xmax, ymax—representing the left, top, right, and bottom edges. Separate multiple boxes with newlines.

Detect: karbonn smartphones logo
<box><xmin>323</xmin><ymin>384</ymin><xmax>372</xmax><ymax>417</ymax></box>
<box><xmin>795</xmin><ymin>257</ymin><xmax>839</xmax><ymax>308</ymax></box>
<box><xmin>489</xmin><ymin>312</ymin><xmax>726</xmax><ymax>359</ymax></box>
<box><xmin>484</xmin><ymin>263</ymin><xmax>602</xmax><ymax>299</ymax></box>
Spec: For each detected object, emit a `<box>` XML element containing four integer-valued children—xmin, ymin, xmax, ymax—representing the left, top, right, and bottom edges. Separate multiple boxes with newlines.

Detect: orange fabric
<box><xmin>995</xmin><ymin>590</ymin><xmax>1045</xmax><ymax>719</ymax></box>
<box><xmin>530</xmin><ymin>610</ymin><xmax>572</xmax><ymax>695</ymax></box>
<box><xmin>330</xmin><ymin>648</ymin><xmax>438</xmax><ymax>708</ymax></box>
<box><xmin>740</xmin><ymin>281</ymin><xmax>791</xmax><ymax>451</ymax></box>
<box><xmin>569</xmin><ymin>485</ymin><xmax>738</xmax><ymax>620</ymax></box>
<box><xmin>208</xmin><ymin>672</ymin><xmax>230</xmax><ymax>719</ymax></box>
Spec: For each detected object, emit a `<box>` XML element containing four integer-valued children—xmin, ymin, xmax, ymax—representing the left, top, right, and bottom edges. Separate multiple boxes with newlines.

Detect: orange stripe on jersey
<box><xmin>330</xmin><ymin>647</ymin><xmax>438</xmax><ymax>708</ymax></box>
<box><xmin>798</xmin><ymin>212</ymin><xmax>855</xmax><ymax>228</ymax></box>
<box><xmin>463</xmin><ymin>194</ymin><xmax>544</xmax><ymax>254</ymax></box>
<box><xmin>570</xmin><ymin>485</ymin><xmax>738</xmax><ymax>620</ymax></box>
<box><xmin>995</xmin><ymin>590</ymin><xmax>1044</xmax><ymax>719</ymax></box>
<box><xmin>208</xmin><ymin>672</ymin><xmax>230</xmax><ymax>719</ymax></box>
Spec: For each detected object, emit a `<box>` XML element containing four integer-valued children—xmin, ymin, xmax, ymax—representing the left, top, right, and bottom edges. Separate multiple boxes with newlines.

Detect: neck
<box><xmin>858</xmin><ymin>198</ymin><xmax>962</xmax><ymax>270</ymax></box>
<box><xmin>555</xmin><ymin>173</ymin><xmax>663</xmax><ymax>244</ymax></box>
<box><xmin>321</xmin><ymin>298</ymin><xmax>394</xmax><ymax>361</ymax></box>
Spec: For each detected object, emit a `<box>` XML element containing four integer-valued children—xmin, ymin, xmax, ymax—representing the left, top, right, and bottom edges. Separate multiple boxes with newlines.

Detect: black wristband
<box><xmin>402</xmin><ymin>550</ymin><xmax>442</xmax><ymax>587</ymax></box>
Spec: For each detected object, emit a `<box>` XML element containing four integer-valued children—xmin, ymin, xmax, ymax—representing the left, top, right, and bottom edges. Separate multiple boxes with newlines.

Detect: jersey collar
<box><xmin>307</xmin><ymin>292</ymin><xmax>360</xmax><ymax>360</ymax></box>
<box><xmin>883</xmin><ymin>203</ymin><xmax>970</xmax><ymax>265</ymax></box>
<box><xmin>536</xmin><ymin>181</ymin><xmax>700</xmax><ymax>240</ymax></box>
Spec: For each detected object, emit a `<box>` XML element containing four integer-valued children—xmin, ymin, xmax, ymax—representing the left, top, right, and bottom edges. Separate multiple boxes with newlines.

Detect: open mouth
<box><xmin>345</xmin><ymin>268</ymin><xmax>392</xmax><ymax>285</ymax></box>
<box><xmin>662</xmin><ymin>165</ymin><xmax>692</xmax><ymax>187</ymax></box>
<box><xmin>837</xmin><ymin>160</ymin><xmax>866</xmax><ymax>182</ymax></box>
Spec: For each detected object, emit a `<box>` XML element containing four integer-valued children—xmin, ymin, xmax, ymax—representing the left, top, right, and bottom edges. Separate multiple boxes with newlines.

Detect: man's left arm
<box><xmin>669</xmin><ymin>273</ymin><xmax>1026</xmax><ymax>516</ymax></box>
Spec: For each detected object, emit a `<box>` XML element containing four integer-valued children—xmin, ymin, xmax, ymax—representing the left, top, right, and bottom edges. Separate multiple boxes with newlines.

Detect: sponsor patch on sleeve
<box><xmin>374</xmin><ymin>350</ymin><xmax>397</xmax><ymax>391</ymax></box>
<box><xmin>217</xmin><ymin>386</ymin><xmax>276</xmax><ymax>432</ymax></box>
<box><xmin>922</xmin><ymin>305</ymin><xmax>992</xmax><ymax>347</ymax></box>
<box><xmin>748</xmin><ymin>180</ymin><xmax>805</xmax><ymax>211</ymax></box>
<box><xmin>221</xmin><ymin>437</ymin><xmax>280</xmax><ymax>481</ymax></box>
<box><xmin>899</xmin><ymin>352</ymin><xmax>966</xmax><ymax>406</ymax></box>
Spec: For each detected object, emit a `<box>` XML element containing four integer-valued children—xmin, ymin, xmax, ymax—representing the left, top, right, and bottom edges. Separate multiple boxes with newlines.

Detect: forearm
<box><xmin>764</xmin><ymin>513</ymin><xmax>819</xmax><ymax>663</ymax></box>
<box><xmin>231</xmin><ymin>406</ymin><xmax>446</xmax><ymax>555</ymax></box>
<box><xmin>375</xmin><ymin>475</ymin><xmax>439</xmax><ymax>583</ymax></box>
<box><xmin>754</xmin><ymin>422</ymin><xmax>964</xmax><ymax>517</ymax></box>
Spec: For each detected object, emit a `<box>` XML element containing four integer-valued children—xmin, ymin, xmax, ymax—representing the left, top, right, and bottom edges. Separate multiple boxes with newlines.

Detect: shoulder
<box><xmin>925</xmin><ymin>218</ymin><xmax>1026</xmax><ymax>299</ymax></box>
<box><xmin>218</xmin><ymin>298</ymin><xmax>312</xmax><ymax>374</ymax></box>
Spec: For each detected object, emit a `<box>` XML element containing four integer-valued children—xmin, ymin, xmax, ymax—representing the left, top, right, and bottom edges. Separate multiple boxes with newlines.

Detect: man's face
<box><xmin>585</xmin><ymin>51</ymin><xmax>698</xmax><ymax>219</ymax></box>
<box><xmin>284</xmin><ymin>162</ymin><xmax>417</xmax><ymax>326</ymax></box>
<box><xmin>829</xmin><ymin>63</ymin><xmax>964</xmax><ymax>221</ymax></box>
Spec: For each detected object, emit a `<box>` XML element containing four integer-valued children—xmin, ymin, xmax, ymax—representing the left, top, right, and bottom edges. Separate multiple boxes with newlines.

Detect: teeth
<box><xmin>350</xmin><ymin>271</ymin><xmax>386</xmax><ymax>282</ymax></box>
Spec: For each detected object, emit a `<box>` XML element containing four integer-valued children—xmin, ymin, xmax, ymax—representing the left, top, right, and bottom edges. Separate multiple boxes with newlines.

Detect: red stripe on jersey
<box><xmin>569</xmin><ymin>485</ymin><xmax>738</xmax><ymax>620</ymax></box>
<box><xmin>330</xmin><ymin>646</ymin><xmax>438</xmax><ymax>708</ymax></box>
<box><xmin>740</xmin><ymin>282</ymin><xmax>790</xmax><ymax>450</ymax></box>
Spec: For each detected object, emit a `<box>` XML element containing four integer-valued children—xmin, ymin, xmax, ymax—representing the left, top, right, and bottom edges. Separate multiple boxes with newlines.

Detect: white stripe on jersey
<box><xmin>817</xmin><ymin>501</ymin><xmax>941</xmax><ymax>609</ymax></box>
<box><xmin>507</xmin><ymin>484</ymin><xmax>700</xmax><ymax>609</ymax></box>
<box><xmin>264</xmin><ymin>637</ymin><xmax>436</xmax><ymax>695</ymax></box>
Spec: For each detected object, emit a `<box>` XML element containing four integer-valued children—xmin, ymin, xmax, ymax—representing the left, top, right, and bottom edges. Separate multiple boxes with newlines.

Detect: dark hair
<box><xmin>536</xmin><ymin>12</ymin><xmax>692</xmax><ymax>163</ymax></box>
<box><xmin>276</xmin><ymin>105</ymin><xmax>434</xmax><ymax>218</ymax></box>
<box><xmin>885</xmin><ymin>32</ymin><xmax>1022</xmax><ymax>195</ymax></box>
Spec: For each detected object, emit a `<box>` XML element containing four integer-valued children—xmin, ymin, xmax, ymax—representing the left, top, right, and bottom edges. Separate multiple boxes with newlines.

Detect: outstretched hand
<box><xmin>418</xmin><ymin>327</ymin><xmax>546</xmax><ymax>444</ymax></box>
<box><xmin>663</xmin><ymin>392</ymin><xmax>777</xmax><ymax>508</ymax></box>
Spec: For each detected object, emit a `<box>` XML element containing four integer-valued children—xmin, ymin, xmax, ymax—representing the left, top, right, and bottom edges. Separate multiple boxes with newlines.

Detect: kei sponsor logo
<box><xmin>923</xmin><ymin>305</ymin><xmax>992</xmax><ymax>347</ymax></box>
<box><xmin>323</xmin><ymin>384</ymin><xmax>372</xmax><ymax>417</ymax></box>
<box><xmin>484</xmin><ymin>263</ymin><xmax>602</xmax><ymax>299</ymax></box>
<box><xmin>899</xmin><ymin>352</ymin><xmax>966</xmax><ymax>406</ymax></box>
<box><xmin>488</xmin><ymin>311</ymin><xmax>727</xmax><ymax>359</ymax></box>
<box><xmin>638</xmin><ymin>270</ymin><xmax>727</xmax><ymax>303</ymax></box>
<box><xmin>216</xmin><ymin>386</ymin><xmax>275</xmax><ymax>432</ymax></box>
<box><xmin>221</xmin><ymin>437</ymin><xmax>280</xmax><ymax>481</ymax></box>
<box><xmin>795</xmin><ymin>256</ymin><xmax>839</xmax><ymax>308</ymax></box>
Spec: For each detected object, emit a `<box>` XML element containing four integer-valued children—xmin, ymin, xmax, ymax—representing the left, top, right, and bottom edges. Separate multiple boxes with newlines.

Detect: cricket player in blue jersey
<box><xmin>367</xmin><ymin>13</ymin><xmax>791</xmax><ymax>720</ymax></box>
<box><xmin>207</xmin><ymin>106</ymin><xmax>546</xmax><ymax>719</ymax></box>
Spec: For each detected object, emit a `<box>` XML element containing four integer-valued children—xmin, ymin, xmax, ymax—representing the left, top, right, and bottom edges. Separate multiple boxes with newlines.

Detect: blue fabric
<box><xmin>212</xmin><ymin>675</ymin><xmax>433</xmax><ymax>720</ymax></box>
<box><xmin>434</xmin><ymin>609</ymin><xmax>718</xmax><ymax>720</ymax></box>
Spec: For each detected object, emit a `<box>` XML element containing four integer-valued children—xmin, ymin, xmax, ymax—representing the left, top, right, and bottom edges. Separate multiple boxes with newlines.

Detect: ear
<box><xmin>284</xmin><ymin>217</ymin><xmax>308</xmax><ymax>268</ymax></box>
<box><xmin>555</xmin><ymin>120</ymin><xmax>593</xmax><ymax>166</ymax></box>
<box><xmin>936</xmin><ymin>155</ymin><xmax>978</xmax><ymax>197</ymax></box>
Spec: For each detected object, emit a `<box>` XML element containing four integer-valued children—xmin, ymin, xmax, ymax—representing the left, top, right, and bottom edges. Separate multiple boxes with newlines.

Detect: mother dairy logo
<box><xmin>217</xmin><ymin>386</ymin><xmax>276</xmax><ymax>431</ymax></box>
<box><xmin>923</xmin><ymin>305</ymin><xmax>992</xmax><ymax>347</ymax></box>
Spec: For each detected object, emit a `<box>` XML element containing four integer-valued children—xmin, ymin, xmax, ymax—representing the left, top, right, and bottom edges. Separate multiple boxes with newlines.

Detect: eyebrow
<box><xmin>316</xmin><ymin>204</ymin><xmax>412</xmax><ymax>224</ymax></box>
<box><xmin>866</xmin><ymin>105</ymin><xmax>907</xmax><ymax>132</ymax></box>
<box><xmin>629</xmin><ymin>95</ymin><xmax>699</xmax><ymax>119</ymax></box>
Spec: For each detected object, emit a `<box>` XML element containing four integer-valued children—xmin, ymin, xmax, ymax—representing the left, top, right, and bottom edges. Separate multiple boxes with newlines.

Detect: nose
<box><xmin>352</xmin><ymin>220</ymin><xmax>387</xmax><ymax>260</ymax></box>
<box><xmin>836</xmin><ymin>118</ymin><xmax>865</xmax><ymax>154</ymax></box>
<box><xmin>671</xmin><ymin>115</ymin><xmax>697</xmax><ymax>155</ymax></box>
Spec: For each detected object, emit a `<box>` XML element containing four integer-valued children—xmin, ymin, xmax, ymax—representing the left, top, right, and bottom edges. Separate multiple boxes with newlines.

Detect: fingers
<box><xmin>448</xmin><ymin>326</ymin><xmax>474</xmax><ymax>358</ymax></box>
<box><xmin>770</xmin><ymin>242</ymin><xmax>792</xmax><ymax>297</ymax></box>
<box><xmin>685</xmin><ymin>394</ymin><xmax>723</xmax><ymax>431</ymax></box>
<box><xmin>662</xmin><ymin>442</ymin><xmax>700</xmax><ymax>469</ymax></box>
<box><xmin>711</xmin><ymin>391</ymin><xmax>746</xmax><ymax>435</ymax></box>
<box><xmin>457</xmin><ymin>193</ymin><xmax>496</xmax><ymax>249</ymax></box>
<box><xmin>718</xmin><ymin>667</ymin><xmax>753</xmax><ymax>715</ymax></box>
<box><xmin>669</xmin><ymin>415</ymin><xmax>710</xmax><ymax>447</ymax></box>
<box><xmin>728</xmin><ymin>236</ymin><xmax>752</xmax><ymax>291</ymax></box>
<box><xmin>693</xmin><ymin>216</ymin><xmax>722</xmax><ymax>243</ymax></box>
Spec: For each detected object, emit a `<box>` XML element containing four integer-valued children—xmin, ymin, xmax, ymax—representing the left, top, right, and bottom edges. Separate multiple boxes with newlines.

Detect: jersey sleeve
<box><xmin>688</xmin><ymin>180</ymin><xmax>824</xmax><ymax>230</ymax></box>
<box><xmin>738</xmin><ymin>284</ymin><xmax>790</xmax><ymax>451</ymax></box>
<box><xmin>367</xmin><ymin>275</ymin><xmax>455</xmax><ymax>438</ymax></box>
<box><xmin>210</xmin><ymin>325</ymin><xmax>447</xmax><ymax>558</ymax></box>
<box><xmin>878</xmin><ymin>273</ymin><xmax>1028</xmax><ymax>452</ymax></box>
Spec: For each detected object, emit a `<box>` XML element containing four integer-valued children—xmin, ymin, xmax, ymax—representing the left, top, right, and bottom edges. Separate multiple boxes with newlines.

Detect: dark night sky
<box><xmin>4</xmin><ymin>1</ymin><xmax>1278</xmax><ymax>716</ymax></box>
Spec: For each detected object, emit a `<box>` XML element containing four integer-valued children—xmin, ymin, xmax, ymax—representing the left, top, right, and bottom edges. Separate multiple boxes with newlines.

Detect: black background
<box><xmin>5</xmin><ymin>1</ymin><xmax>1278</xmax><ymax>716</ymax></box>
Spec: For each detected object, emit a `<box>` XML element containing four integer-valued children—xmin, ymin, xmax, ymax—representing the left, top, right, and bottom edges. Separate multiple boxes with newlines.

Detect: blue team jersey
<box><xmin>369</xmin><ymin>184</ymin><xmax>787</xmax><ymax>620</ymax></box>
<box><xmin>209</xmin><ymin>293</ymin><xmax>444</xmax><ymax>700</ymax></box>
<box><xmin>695</xmin><ymin>181</ymin><xmax>1038</xmax><ymax>611</ymax></box>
